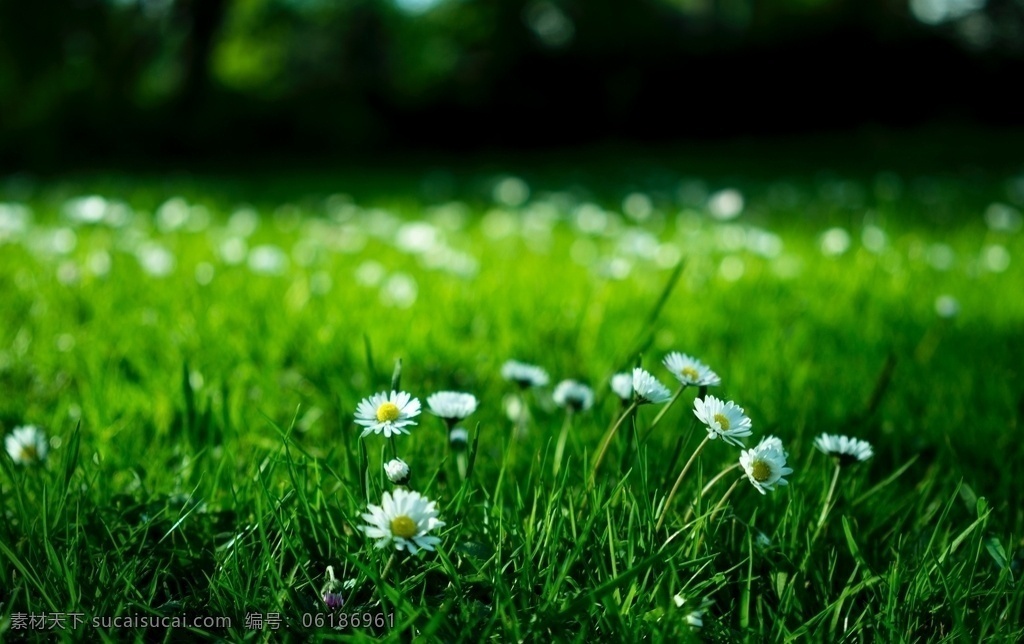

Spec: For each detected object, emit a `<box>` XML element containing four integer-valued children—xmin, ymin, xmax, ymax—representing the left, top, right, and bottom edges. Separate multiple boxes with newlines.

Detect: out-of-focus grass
<box><xmin>0</xmin><ymin>159</ymin><xmax>1022</xmax><ymax>640</ymax></box>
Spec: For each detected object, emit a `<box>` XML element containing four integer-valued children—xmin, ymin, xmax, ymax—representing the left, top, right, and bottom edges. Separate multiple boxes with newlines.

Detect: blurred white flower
<box><xmin>610</xmin><ymin>372</ymin><xmax>633</xmax><ymax>402</ymax></box>
<box><xmin>247</xmin><ymin>245</ymin><xmax>288</xmax><ymax>275</ymax></box>
<box><xmin>136</xmin><ymin>243</ymin><xmax>175</xmax><ymax>277</ymax></box>
<box><xmin>501</xmin><ymin>360</ymin><xmax>549</xmax><ymax>388</ymax></box>
<box><xmin>5</xmin><ymin>425</ymin><xmax>48</xmax><ymax>465</ymax></box>
<box><xmin>553</xmin><ymin>380</ymin><xmax>594</xmax><ymax>412</ymax></box>
<box><xmin>708</xmin><ymin>188</ymin><xmax>744</xmax><ymax>220</ymax></box>
<box><xmin>384</xmin><ymin>458</ymin><xmax>411</xmax><ymax>485</ymax></box>
<box><xmin>984</xmin><ymin>203</ymin><xmax>1022</xmax><ymax>232</ymax></box>
<box><xmin>427</xmin><ymin>391</ymin><xmax>478</xmax><ymax>425</ymax></box>
<box><xmin>493</xmin><ymin>176</ymin><xmax>530</xmax><ymax>208</ymax></box>
<box><xmin>156</xmin><ymin>197</ymin><xmax>190</xmax><ymax>232</ymax></box>
<box><xmin>935</xmin><ymin>295</ymin><xmax>960</xmax><ymax>318</ymax></box>
<box><xmin>814</xmin><ymin>433</ymin><xmax>873</xmax><ymax>465</ymax></box>
<box><xmin>380</xmin><ymin>273</ymin><xmax>418</xmax><ymax>308</ymax></box>
<box><xmin>632</xmin><ymin>368</ymin><xmax>671</xmax><ymax>404</ymax></box>
<box><xmin>820</xmin><ymin>227</ymin><xmax>851</xmax><ymax>256</ymax></box>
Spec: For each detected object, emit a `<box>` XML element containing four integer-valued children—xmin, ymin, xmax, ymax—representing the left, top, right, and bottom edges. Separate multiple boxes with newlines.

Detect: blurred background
<box><xmin>2</xmin><ymin>0</ymin><xmax>1023</xmax><ymax>169</ymax></box>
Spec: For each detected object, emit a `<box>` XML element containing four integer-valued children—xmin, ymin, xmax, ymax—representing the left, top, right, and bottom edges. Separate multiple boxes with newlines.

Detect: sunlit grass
<box><xmin>1</xmin><ymin>166</ymin><xmax>1022</xmax><ymax>640</ymax></box>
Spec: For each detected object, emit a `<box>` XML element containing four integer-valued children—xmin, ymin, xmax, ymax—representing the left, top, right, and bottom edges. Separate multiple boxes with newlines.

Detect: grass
<box><xmin>1</xmin><ymin>156</ymin><xmax>1023</xmax><ymax>641</ymax></box>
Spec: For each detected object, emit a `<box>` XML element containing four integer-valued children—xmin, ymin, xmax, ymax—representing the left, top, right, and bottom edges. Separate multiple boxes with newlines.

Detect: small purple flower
<box><xmin>321</xmin><ymin>566</ymin><xmax>345</xmax><ymax>610</ymax></box>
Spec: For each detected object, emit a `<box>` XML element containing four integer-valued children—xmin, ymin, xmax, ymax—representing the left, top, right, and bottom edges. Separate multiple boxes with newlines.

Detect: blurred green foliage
<box><xmin>1</xmin><ymin>0</ymin><xmax>1022</xmax><ymax>166</ymax></box>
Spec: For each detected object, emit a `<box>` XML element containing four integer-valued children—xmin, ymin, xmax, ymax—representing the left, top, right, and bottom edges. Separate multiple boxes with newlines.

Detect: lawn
<box><xmin>1</xmin><ymin>151</ymin><xmax>1023</xmax><ymax>641</ymax></box>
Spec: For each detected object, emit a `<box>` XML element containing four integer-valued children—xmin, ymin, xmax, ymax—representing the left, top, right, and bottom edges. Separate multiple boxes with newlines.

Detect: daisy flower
<box><xmin>631</xmin><ymin>368</ymin><xmax>672</xmax><ymax>404</ymax></box>
<box><xmin>384</xmin><ymin>458</ymin><xmax>410</xmax><ymax>485</ymax></box>
<box><xmin>663</xmin><ymin>352</ymin><xmax>721</xmax><ymax>387</ymax></box>
<box><xmin>740</xmin><ymin>435</ymin><xmax>793</xmax><ymax>494</ymax></box>
<box><xmin>501</xmin><ymin>360</ymin><xmax>549</xmax><ymax>388</ymax></box>
<box><xmin>427</xmin><ymin>391</ymin><xmax>478</xmax><ymax>427</ymax></box>
<box><xmin>610</xmin><ymin>372</ymin><xmax>633</xmax><ymax>402</ymax></box>
<box><xmin>693</xmin><ymin>395</ymin><xmax>752</xmax><ymax>446</ymax></box>
<box><xmin>360</xmin><ymin>489</ymin><xmax>445</xmax><ymax>555</ymax></box>
<box><xmin>5</xmin><ymin>425</ymin><xmax>48</xmax><ymax>465</ymax></box>
<box><xmin>553</xmin><ymin>380</ymin><xmax>595</xmax><ymax>412</ymax></box>
<box><xmin>354</xmin><ymin>391</ymin><xmax>421</xmax><ymax>438</ymax></box>
<box><xmin>814</xmin><ymin>433</ymin><xmax>873</xmax><ymax>465</ymax></box>
<box><xmin>757</xmin><ymin>435</ymin><xmax>784</xmax><ymax>452</ymax></box>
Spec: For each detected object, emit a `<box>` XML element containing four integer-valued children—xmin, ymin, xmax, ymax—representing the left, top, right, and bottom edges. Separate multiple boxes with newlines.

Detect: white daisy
<box><xmin>814</xmin><ymin>433</ymin><xmax>873</xmax><ymax>465</ymax></box>
<box><xmin>354</xmin><ymin>391</ymin><xmax>421</xmax><ymax>438</ymax></box>
<box><xmin>632</xmin><ymin>368</ymin><xmax>672</xmax><ymax>404</ymax></box>
<box><xmin>426</xmin><ymin>391</ymin><xmax>478</xmax><ymax>425</ymax></box>
<box><xmin>662</xmin><ymin>352</ymin><xmax>721</xmax><ymax>387</ymax></box>
<box><xmin>5</xmin><ymin>425</ymin><xmax>48</xmax><ymax>465</ymax></box>
<box><xmin>610</xmin><ymin>372</ymin><xmax>633</xmax><ymax>402</ymax></box>
<box><xmin>553</xmin><ymin>380</ymin><xmax>595</xmax><ymax>412</ymax></box>
<box><xmin>501</xmin><ymin>360</ymin><xmax>550</xmax><ymax>388</ymax></box>
<box><xmin>359</xmin><ymin>489</ymin><xmax>445</xmax><ymax>555</ymax></box>
<box><xmin>757</xmin><ymin>435</ymin><xmax>784</xmax><ymax>453</ymax></box>
<box><xmin>693</xmin><ymin>395</ymin><xmax>752</xmax><ymax>446</ymax></box>
<box><xmin>384</xmin><ymin>458</ymin><xmax>410</xmax><ymax>485</ymax></box>
<box><xmin>740</xmin><ymin>435</ymin><xmax>793</xmax><ymax>494</ymax></box>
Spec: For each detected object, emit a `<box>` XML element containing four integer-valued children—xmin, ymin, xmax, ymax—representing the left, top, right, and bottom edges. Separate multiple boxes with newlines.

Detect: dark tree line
<box><xmin>1</xmin><ymin>0</ymin><xmax>1021</xmax><ymax>167</ymax></box>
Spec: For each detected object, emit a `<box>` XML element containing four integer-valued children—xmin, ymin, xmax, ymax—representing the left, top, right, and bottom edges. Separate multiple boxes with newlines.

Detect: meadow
<box><xmin>1</xmin><ymin>151</ymin><xmax>1023</xmax><ymax>641</ymax></box>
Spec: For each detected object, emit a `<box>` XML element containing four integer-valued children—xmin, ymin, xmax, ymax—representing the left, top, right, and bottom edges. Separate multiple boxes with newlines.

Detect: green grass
<box><xmin>1</xmin><ymin>160</ymin><xmax>1023</xmax><ymax>641</ymax></box>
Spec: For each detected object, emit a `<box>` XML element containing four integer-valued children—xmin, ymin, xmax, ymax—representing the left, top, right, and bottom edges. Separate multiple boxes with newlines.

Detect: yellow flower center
<box><xmin>19</xmin><ymin>444</ymin><xmax>37</xmax><ymax>461</ymax></box>
<box><xmin>390</xmin><ymin>515</ymin><xmax>418</xmax><ymax>539</ymax></box>
<box><xmin>681</xmin><ymin>367</ymin><xmax>699</xmax><ymax>381</ymax></box>
<box><xmin>751</xmin><ymin>459</ymin><xmax>772</xmax><ymax>482</ymax></box>
<box><xmin>713</xmin><ymin>413</ymin><xmax>730</xmax><ymax>430</ymax></box>
<box><xmin>376</xmin><ymin>402</ymin><xmax>401</xmax><ymax>423</ymax></box>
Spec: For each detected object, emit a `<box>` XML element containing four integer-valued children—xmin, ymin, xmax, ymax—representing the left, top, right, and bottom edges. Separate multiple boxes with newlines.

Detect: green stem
<box><xmin>811</xmin><ymin>463</ymin><xmax>842</xmax><ymax>549</ymax></box>
<box><xmin>553</xmin><ymin>409</ymin><xmax>573</xmax><ymax>477</ymax></box>
<box><xmin>620</xmin><ymin>408</ymin><xmax>639</xmax><ymax>472</ymax></box>
<box><xmin>788</xmin><ymin>462</ymin><xmax>843</xmax><ymax>599</ymax></box>
<box><xmin>513</xmin><ymin>389</ymin><xmax>531</xmax><ymax>439</ymax></box>
<box><xmin>707</xmin><ymin>475</ymin><xmax>742</xmax><ymax>522</ymax></box>
<box><xmin>590</xmin><ymin>400</ymin><xmax>639</xmax><ymax>486</ymax></box>
<box><xmin>655</xmin><ymin>434</ymin><xmax>710</xmax><ymax>531</ymax></box>
<box><xmin>642</xmin><ymin>385</ymin><xmax>688</xmax><ymax>441</ymax></box>
<box><xmin>691</xmin><ymin>475</ymin><xmax>743</xmax><ymax>552</ymax></box>
<box><xmin>683</xmin><ymin>462</ymin><xmax>741</xmax><ymax>523</ymax></box>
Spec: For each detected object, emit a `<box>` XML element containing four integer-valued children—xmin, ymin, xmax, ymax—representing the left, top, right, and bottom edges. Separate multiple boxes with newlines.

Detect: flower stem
<box><xmin>707</xmin><ymin>475</ymin><xmax>742</xmax><ymax>521</ymax></box>
<box><xmin>655</xmin><ymin>434</ymin><xmax>710</xmax><ymax>531</ymax></box>
<box><xmin>590</xmin><ymin>400</ymin><xmax>639</xmax><ymax>486</ymax></box>
<box><xmin>787</xmin><ymin>461</ymin><xmax>843</xmax><ymax>600</ymax></box>
<box><xmin>553</xmin><ymin>409</ymin><xmax>573</xmax><ymax>477</ymax></box>
<box><xmin>642</xmin><ymin>385</ymin><xmax>688</xmax><ymax>441</ymax></box>
<box><xmin>380</xmin><ymin>553</ymin><xmax>396</xmax><ymax>582</ymax></box>
<box><xmin>691</xmin><ymin>475</ymin><xmax>743</xmax><ymax>552</ymax></box>
<box><xmin>811</xmin><ymin>462</ymin><xmax>842</xmax><ymax>549</ymax></box>
<box><xmin>683</xmin><ymin>462</ymin><xmax>741</xmax><ymax>523</ymax></box>
<box><xmin>514</xmin><ymin>389</ymin><xmax>530</xmax><ymax>439</ymax></box>
<box><xmin>620</xmin><ymin>407</ymin><xmax>639</xmax><ymax>472</ymax></box>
